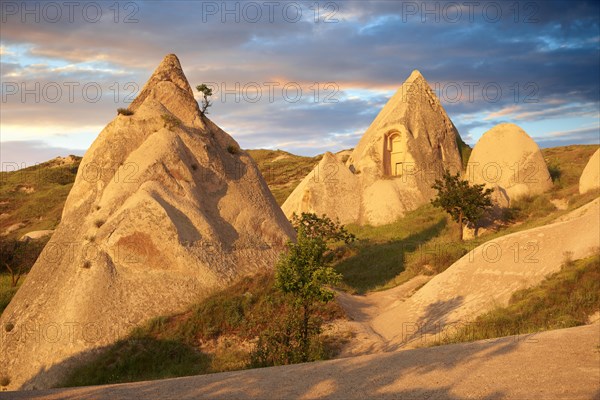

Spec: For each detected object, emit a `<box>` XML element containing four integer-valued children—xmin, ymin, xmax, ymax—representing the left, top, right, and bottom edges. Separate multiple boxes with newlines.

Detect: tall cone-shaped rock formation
<box><xmin>0</xmin><ymin>54</ymin><xmax>294</xmax><ymax>390</ymax></box>
<box><xmin>282</xmin><ymin>70</ymin><xmax>463</xmax><ymax>226</ymax></box>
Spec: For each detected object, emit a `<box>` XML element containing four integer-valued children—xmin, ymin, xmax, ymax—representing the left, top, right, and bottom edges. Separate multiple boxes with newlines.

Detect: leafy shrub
<box><xmin>117</xmin><ymin>108</ymin><xmax>134</xmax><ymax>116</ymax></box>
<box><xmin>161</xmin><ymin>114</ymin><xmax>181</xmax><ymax>129</ymax></box>
<box><xmin>0</xmin><ymin>375</ymin><xmax>10</xmax><ymax>387</ymax></box>
<box><xmin>547</xmin><ymin>161</ymin><xmax>562</xmax><ymax>183</ymax></box>
<box><xmin>227</xmin><ymin>145</ymin><xmax>239</xmax><ymax>155</ymax></box>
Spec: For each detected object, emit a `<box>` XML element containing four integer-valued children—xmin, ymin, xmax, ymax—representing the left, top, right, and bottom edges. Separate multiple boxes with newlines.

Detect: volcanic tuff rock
<box><xmin>466</xmin><ymin>123</ymin><xmax>552</xmax><ymax>202</ymax></box>
<box><xmin>579</xmin><ymin>148</ymin><xmax>600</xmax><ymax>194</ymax></box>
<box><xmin>282</xmin><ymin>70</ymin><xmax>463</xmax><ymax>226</ymax></box>
<box><xmin>380</xmin><ymin>197</ymin><xmax>600</xmax><ymax>348</ymax></box>
<box><xmin>0</xmin><ymin>54</ymin><xmax>294</xmax><ymax>390</ymax></box>
<box><xmin>282</xmin><ymin>152</ymin><xmax>361</xmax><ymax>224</ymax></box>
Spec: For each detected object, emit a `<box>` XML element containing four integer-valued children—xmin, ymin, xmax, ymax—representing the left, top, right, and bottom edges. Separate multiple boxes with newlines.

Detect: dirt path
<box><xmin>6</xmin><ymin>323</ymin><xmax>599</xmax><ymax>400</ymax></box>
<box><xmin>336</xmin><ymin>198</ymin><xmax>600</xmax><ymax>352</ymax></box>
<box><xmin>335</xmin><ymin>275</ymin><xmax>431</xmax><ymax>356</ymax></box>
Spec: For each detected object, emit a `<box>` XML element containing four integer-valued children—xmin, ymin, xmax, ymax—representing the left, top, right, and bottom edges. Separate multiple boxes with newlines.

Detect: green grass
<box><xmin>60</xmin><ymin>337</ymin><xmax>211</xmax><ymax>387</ymax></box>
<box><xmin>0</xmin><ymin>157</ymin><xmax>80</xmax><ymax>240</ymax></box>
<box><xmin>161</xmin><ymin>114</ymin><xmax>181</xmax><ymax>129</ymax></box>
<box><xmin>0</xmin><ymin>273</ymin><xmax>25</xmax><ymax>314</ymax></box>
<box><xmin>432</xmin><ymin>254</ymin><xmax>600</xmax><ymax>346</ymax></box>
<box><xmin>456</xmin><ymin>134</ymin><xmax>472</xmax><ymax>169</ymax></box>
<box><xmin>335</xmin><ymin>204</ymin><xmax>471</xmax><ymax>293</ymax></box>
<box><xmin>58</xmin><ymin>272</ymin><xmax>345</xmax><ymax>388</ymax></box>
<box><xmin>335</xmin><ymin>199</ymin><xmax>575</xmax><ymax>296</ymax></box>
<box><xmin>542</xmin><ymin>145</ymin><xmax>598</xmax><ymax>197</ymax></box>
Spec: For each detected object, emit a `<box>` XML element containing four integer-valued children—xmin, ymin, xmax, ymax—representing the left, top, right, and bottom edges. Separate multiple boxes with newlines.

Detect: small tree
<box><xmin>290</xmin><ymin>212</ymin><xmax>355</xmax><ymax>245</ymax></box>
<box><xmin>0</xmin><ymin>239</ymin><xmax>27</xmax><ymax>287</ymax></box>
<box><xmin>195</xmin><ymin>84</ymin><xmax>213</xmax><ymax>115</ymax></box>
<box><xmin>431</xmin><ymin>170</ymin><xmax>493</xmax><ymax>241</ymax></box>
<box><xmin>254</xmin><ymin>213</ymin><xmax>354</xmax><ymax>364</ymax></box>
<box><xmin>275</xmin><ymin>228</ymin><xmax>340</xmax><ymax>362</ymax></box>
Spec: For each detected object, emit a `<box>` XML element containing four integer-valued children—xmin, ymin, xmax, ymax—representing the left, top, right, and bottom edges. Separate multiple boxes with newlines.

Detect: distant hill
<box><xmin>2</xmin><ymin>145</ymin><xmax>597</xmax><ymax>242</ymax></box>
<box><xmin>2</xmin><ymin>145</ymin><xmax>597</xmax><ymax>241</ymax></box>
<box><xmin>0</xmin><ymin>155</ymin><xmax>81</xmax><ymax>241</ymax></box>
<box><xmin>243</xmin><ymin>149</ymin><xmax>322</xmax><ymax>204</ymax></box>
<box><xmin>0</xmin><ymin>150</ymin><xmax>319</xmax><ymax>242</ymax></box>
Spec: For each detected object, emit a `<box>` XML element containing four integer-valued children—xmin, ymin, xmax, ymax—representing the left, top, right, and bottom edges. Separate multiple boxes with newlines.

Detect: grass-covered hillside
<box><xmin>246</xmin><ymin>149</ymin><xmax>321</xmax><ymax>205</ymax></box>
<box><xmin>0</xmin><ymin>155</ymin><xmax>81</xmax><ymax>240</ymax></box>
<box><xmin>0</xmin><ymin>156</ymin><xmax>81</xmax><ymax>312</ymax></box>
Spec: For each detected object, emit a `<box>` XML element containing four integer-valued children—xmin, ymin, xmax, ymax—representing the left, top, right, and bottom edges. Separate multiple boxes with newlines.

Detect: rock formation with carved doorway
<box><xmin>282</xmin><ymin>70</ymin><xmax>463</xmax><ymax>226</ymax></box>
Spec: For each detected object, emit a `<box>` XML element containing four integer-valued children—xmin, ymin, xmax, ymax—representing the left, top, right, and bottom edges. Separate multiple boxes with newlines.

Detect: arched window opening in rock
<box><xmin>384</xmin><ymin>131</ymin><xmax>407</xmax><ymax>177</ymax></box>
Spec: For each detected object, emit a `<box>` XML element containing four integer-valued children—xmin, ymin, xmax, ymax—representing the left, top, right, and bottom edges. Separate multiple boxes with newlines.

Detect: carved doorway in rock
<box><xmin>384</xmin><ymin>131</ymin><xmax>406</xmax><ymax>176</ymax></box>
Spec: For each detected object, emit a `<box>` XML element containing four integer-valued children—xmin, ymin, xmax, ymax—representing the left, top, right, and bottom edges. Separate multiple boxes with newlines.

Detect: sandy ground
<box><xmin>4</xmin><ymin>323</ymin><xmax>598</xmax><ymax>400</ymax></box>
<box><xmin>335</xmin><ymin>275</ymin><xmax>432</xmax><ymax>356</ymax></box>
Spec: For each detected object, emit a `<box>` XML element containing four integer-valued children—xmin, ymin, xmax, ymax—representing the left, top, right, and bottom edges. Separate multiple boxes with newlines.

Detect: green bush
<box><xmin>227</xmin><ymin>145</ymin><xmax>239</xmax><ymax>155</ymax></box>
<box><xmin>547</xmin><ymin>161</ymin><xmax>562</xmax><ymax>183</ymax></box>
<box><xmin>250</xmin><ymin>309</ymin><xmax>326</xmax><ymax>367</ymax></box>
<box><xmin>117</xmin><ymin>108</ymin><xmax>134</xmax><ymax>116</ymax></box>
<box><xmin>510</xmin><ymin>194</ymin><xmax>556</xmax><ymax>220</ymax></box>
<box><xmin>161</xmin><ymin>114</ymin><xmax>181</xmax><ymax>129</ymax></box>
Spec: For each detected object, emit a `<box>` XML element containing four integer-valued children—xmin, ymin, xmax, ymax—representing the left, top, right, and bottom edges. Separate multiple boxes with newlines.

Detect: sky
<box><xmin>1</xmin><ymin>0</ymin><xmax>599</xmax><ymax>167</ymax></box>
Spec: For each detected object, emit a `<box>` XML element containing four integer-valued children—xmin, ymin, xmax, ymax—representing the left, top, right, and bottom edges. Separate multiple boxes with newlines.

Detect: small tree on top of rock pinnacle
<box><xmin>195</xmin><ymin>84</ymin><xmax>213</xmax><ymax>115</ymax></box>
<box><xmin>431</xmin><ymin>170</ymin><xmax>493</xmax><ymax>241</ymax></box>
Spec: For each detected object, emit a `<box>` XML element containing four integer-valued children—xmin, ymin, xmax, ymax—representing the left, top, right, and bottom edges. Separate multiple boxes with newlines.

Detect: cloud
<box><xmin>0</xmin><ymin>0</ymin><xmax>599</xmax><ymax>157</ymax></box>
<box><xmin>484</xmin><ymin>105</ymin><xmax>522</xmax><ymax>120</ymax></box>
<box><xmin>538</xmin><ymin>124</ymin><xmax>600</xmax><ymax>139</ymax></box>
